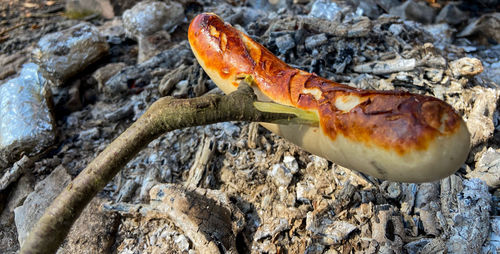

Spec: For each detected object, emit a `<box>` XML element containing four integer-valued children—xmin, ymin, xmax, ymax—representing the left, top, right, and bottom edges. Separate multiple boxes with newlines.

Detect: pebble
<box><xmin>122</xmin><ymin>1</ymin><xmax>184</xmax><ymax>37</ymax></box>
<box><xmin>32</xmin><ymin>23</ymin><xmax>109</xmax><ymax>86</ymax></box>
<box><xmin>14</xmin><ymin>166</ymin><xmax>71</xmax><ymax>245</ymax></box>
<box><xmin>389</xmin><ymin>0</ymin><xmax>436</xmax><ymax>24</ymax></box>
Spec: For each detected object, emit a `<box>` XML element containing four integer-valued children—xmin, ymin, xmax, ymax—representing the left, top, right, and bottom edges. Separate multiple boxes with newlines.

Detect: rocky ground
<box><xmin>0</xmin><ymin>0</ymin><xmax>499</xmax><ymax>253</ymax></box>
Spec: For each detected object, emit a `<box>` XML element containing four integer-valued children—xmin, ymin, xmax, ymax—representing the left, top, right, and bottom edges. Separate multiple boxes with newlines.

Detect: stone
<box><xmin>457</xmin><ymin>13</ymin><xmax>500</xmax><ymax>45</ymax></box>
<box><xmin>389</xmin><ymin>0</ymin><xmax>436</xmax><ymax>24</ymax></box>
<box><xmin>32</xmin><ymin>23</ymin><xmax>109</xmax><ymax>86</ymax></box>
<box><xmin>0</xmin><ymin>63</ymin><xmax>55</xmax><ymax>170</ymax></box>
<box><xmin>14</xmin><ymin>165</ymin><xmax>71</xmax><ymax>245</ymax></box>
<box><xmin>122</xmin><ymin>1</ymin><xmax>184</xmax><ymax>37</ymax></box>
<box><xmin>435</xmin><ymin>2</ymin><xmax>467</xmax><ymax>25</ymax></box>
<box><xmin>356</xmin><ymin>0</ymin><xmax>382</xmax><ymax>19</ymax></box>
<box><xmin>0</xmin><ymin>175</ymin><xmax>34</xmax><ymax>226</ymax></box>
<box><xmin>123</xmin><ymin>1</ymin><xmax>184</xmax><ymax>63</ymax></box>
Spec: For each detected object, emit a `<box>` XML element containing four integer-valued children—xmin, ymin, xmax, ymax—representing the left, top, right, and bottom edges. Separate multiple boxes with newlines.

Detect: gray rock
<box><xmin>457</xmin><ymin>13</ymin><xmax>500</xmax><ymax>44</ymax></box>
<box><xmin>275</xmin><ymin>34</ymin><xmax>295</xmax><ymax>54</ymax></box>
<box><xmin>14</xmin><ymin>165</ymin><xmax>71</xmax><ymax>245</ymax></box>
<box><xmin>435</xmin><ymin>3</ymin><xmax>467</xmax><ymax>25</ymax></box>
<box><xmin>0</xmin><ymin>63</ymin><xmax>55</xmax><ymax>170</ymax></box>
<box><xmin>305</xmin><ymin>33</ymin><xmax>328</xmax><ymax>50</ymax></box>
<box><xmin>389</xmin><ymin>0</ymin><xmax>436</xmax><ymax>24</ymax></box>
<box><xmin>32</xmin><ymin>23</ymin><xmax>109</xmax><ymax>86</ymax></box>
<box><xmin>122</xmin><ymin>1</ymin><xmax>184</xmax><ymax>37</ymax></box>
<box><xmin>0</xmin><ymin>174</ymin><xmax>33</xmax><ymax>226</ymax></box>
<box><xmin>122</xmin><ymin>1</ymin><xmax>184</xmax><ymax>63</ymax></box>
<box><xmin>375</xmin><ymin>0</ymin><xmax>401</xmax><ymax>13</ymax></box>
<box><xmin>467</xmin><ymin>148</ymin><xmax>500</xmax><ymax>188</ymax></box>
<box><xmin>356</xmin><ymin>0</ymin><xmax>382</xmax><ymax>19</ymax></box>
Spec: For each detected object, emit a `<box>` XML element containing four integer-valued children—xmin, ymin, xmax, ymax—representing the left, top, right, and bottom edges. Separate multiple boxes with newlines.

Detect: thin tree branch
<box><xmin>20</xmin><ymin>82</ymin><xmax>309</xmax><ymax>254</ymax></box>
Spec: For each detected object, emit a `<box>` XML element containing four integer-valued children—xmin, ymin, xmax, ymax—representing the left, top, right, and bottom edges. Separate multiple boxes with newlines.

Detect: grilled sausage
<box><xmin>188</xmin><ymin>13</ymin><xmax>470</xmax><ymax>182</ymax></box>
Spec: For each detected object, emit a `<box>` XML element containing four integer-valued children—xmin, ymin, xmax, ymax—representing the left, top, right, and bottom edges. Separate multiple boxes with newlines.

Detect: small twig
<box><xmin>20</xmin><ymin>82</ymin><xmax>314</xmax><ymax>254</ymax></box>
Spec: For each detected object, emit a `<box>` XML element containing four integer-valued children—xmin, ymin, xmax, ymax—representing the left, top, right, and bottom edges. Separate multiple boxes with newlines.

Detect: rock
<box><xmin>389</xmin><ymin>0</ymin><xmax>436</xmax><ymax>24</ymax></box>
<box><xmin>457</xmin><ymin>13</ymin><xmax>500</xmax><ymax>45</ymax></box>
<box><xmin>374</xmin><ymin>0</ymin><xmax>401</xmax><ymax>13</ymax></box>
<box><xmin>92</xmin><ymin>62</ymin><xmax>126</xmax><ymax>93</ymax></box>
<box><xmin>14</xmin><ymin>165</ymin><xmax>71</xmax><ymax>245</ymax></box>
<box><xmin>356</xmin><ymin>0</ymin><xmax>382</xmax><ymax>19</ymax></box>
<box><xmin>275</xmin><ymin>34</ymin><xmax>295</xmax><ymax>54</ymax></box>
<box><xmin>0</xmin><ymin>63</ymin><xmax>55</xmax><ymax>170</ymax></box>
<box><xmin>32</xmin><ymin>23</ymin><xmax>109</xmax><ymax>86</ymax></box>
<box><xmin>435</xmin><ymin>2</ymin><xmax>467</xmax><ymax>25</ymax></box>
<box><xmin>122</xmin><ymin>1</ymin><xmax>184</xmax><ymax>63</ymax></box>
<box><xmin>467</xmin><ymin>148</ymin><xmax>500</xmax><ymax>189</ymax></box>
<box><xmin>123</xmin><ymin>1</ymin><xmax>184</xmax><ymax>37</ymax></box>
<box><xmin>98</xmin><ymin>18</ymin><xmax>127</xmax><ymax>44</ymax></box>
<box><xmin>449</xmin><ymin>57</ymin><xmax>483</xmax><ymax>77</ymax></box>
<box><xmin>308</xmin><ymin>0</ymin><xmax>343</xmax><ymax>21</ymax></box>
<box><xmin>65</xmin><ymin>0</ymin><xmax>114</xmax><ymax>19</ymax></box>
<box><xmin>0</xmin><ymin>174</ymin><xmax>34</xmax><ymax>226</ymax></box>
